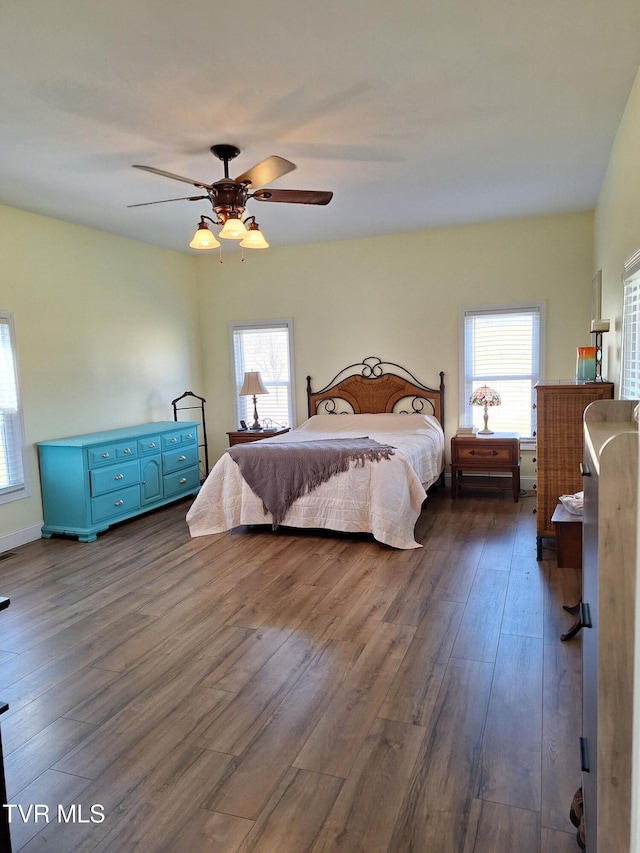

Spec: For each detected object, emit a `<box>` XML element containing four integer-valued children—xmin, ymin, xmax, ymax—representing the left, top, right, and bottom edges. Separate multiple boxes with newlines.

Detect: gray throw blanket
<box><xmin>227</xmin><ymin>437</ymin><xmax>395</xmax><ymax>529</ymax></box>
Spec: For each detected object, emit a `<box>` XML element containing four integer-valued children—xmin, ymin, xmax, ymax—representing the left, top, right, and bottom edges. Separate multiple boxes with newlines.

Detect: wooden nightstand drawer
<box><xmin>453</xmin><ymin>442</ymin><xmax>517</xmax><ymax>465</ymax></box>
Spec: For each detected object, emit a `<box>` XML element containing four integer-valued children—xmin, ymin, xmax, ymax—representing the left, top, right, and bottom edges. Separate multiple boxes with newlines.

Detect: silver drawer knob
<box><xmin>178</xmin><ymin>455</ymin><xmax>186</xmax><ymax>462</ymax></box>
<box><xmin>171</xmin><ymin>437</ymin><xmax>178</xmax><ymax>443</ymax></box>
<box><xmin>148</xmin><ymin>442</ymin><xmax>156</xmax><ymax>448</ymax></box>
<box><xmin>179</xmin><ymin>478</ymin><xmax>187</xmax><ymax>484</ymax></box>
<box><xmin>114</xmin><ymin>474</ymin><xmax>124</xmax><ymax>480</ymax></box>
<box><xmin>185</xmin><ymin>434</ymin><xmax>193</xmax><ymax>439</ymax></box>
<box><xmin>102</xmin><ymin>452</ymin><xmax>110</xmax><ymax>458</ymax></box>
<box><xmin>114</xmin><ymin>499</ymin><xmax>124</xmax><ymax>506</ymax></box>
<box><xmin>124</xmin><ymin>448</ymin><xmax>131</xmax><ymax>454</ymax></box>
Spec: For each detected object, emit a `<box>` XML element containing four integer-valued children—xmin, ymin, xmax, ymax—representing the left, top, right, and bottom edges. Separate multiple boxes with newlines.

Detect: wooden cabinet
<box><xmin>37</xmin><ymin>421</ymin><xmax>200</xmax><ymax>542</ymax></box>
<box><xmin>227</xmin><ymin>428</ymin><xmax>289</xmax><ymax>446</ymax></box>
<box><xmin>534</xmin><ymin>381</ymin><xmax>613</xmax><ymax>558</ymax></box>
<box><xmin>581</xmin><ymin>400</ymin><xmax>638</xmax><ymax>852</ymax></box>
<box><xmin>450</xmin><ymin>433</ymin><xmax>520</xmax><ymax>501</ymax></box>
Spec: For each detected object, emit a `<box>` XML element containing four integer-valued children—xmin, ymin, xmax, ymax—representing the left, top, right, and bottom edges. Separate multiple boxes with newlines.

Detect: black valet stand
<box><xmin>0</xmin><ymin>596</ymin><xmax>12</xmax><ymax>853</ymax></box>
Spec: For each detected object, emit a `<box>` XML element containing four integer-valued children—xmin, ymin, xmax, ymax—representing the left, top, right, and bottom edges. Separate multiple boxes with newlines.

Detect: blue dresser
<box><xmin>37</xmin><ymin>421</ymin><xmax>200</xmax><ymax>542</ymax></box>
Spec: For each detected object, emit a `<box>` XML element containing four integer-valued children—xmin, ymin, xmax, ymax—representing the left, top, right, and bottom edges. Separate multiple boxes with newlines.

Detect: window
<box><xmin>621</xmin><ymin>249</ymin><xmax>640</xmax><ymax>400</ymax></box>
<box><xmin>230</xmin><ymin>320</ymin><xmax>295</xmax><ymax>428</ymax></box>
<box><xmin>460</xmin><ymin>303</ymin><xmax>543</xmax><ymax>442</ymax></box>
<box><xmin>0</xmin><ymin>311</ymin><xmax>29</xmax><ymax>504</ymax></box>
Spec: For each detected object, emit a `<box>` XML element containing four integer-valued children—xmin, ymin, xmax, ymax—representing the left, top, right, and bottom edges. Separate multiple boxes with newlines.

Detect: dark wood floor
<box><xmin>0</xmin><ymin>487</ymin><xmax>582</xmax><ymax>852</ymax></box>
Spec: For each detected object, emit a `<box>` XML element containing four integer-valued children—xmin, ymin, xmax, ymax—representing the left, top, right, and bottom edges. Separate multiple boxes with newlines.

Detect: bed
<box><xmin>186</xmin><ymin>356</ymin><xmax>445</xmax><ymax>549</ymax></box>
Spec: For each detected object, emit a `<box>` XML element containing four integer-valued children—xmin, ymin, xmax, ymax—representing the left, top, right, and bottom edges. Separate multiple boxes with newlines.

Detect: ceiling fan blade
<box><xmin>235</xmin><ymin>156</ymin><xmax>296</xmax><ymax>188</ymax></box>
<box><xmin>132</xmin><ymin>164</ymin><xmax>213</xmax><ymax>189</ymax></box>
<box><xmin>127</xmin><ymin>195</ymin><xmax>209</xmax><ymax>208</ymax></box>
<box><xmin>251</xmin><ymin>188</ymin><xmax>333</xmax><ymax>205</ymax></box>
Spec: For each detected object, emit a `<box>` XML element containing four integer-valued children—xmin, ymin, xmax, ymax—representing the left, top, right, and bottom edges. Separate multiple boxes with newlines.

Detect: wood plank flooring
<box><xmin>0</xmin><ymin>487</ymin><xmax>582</xmax><ymax>852</ymax></box>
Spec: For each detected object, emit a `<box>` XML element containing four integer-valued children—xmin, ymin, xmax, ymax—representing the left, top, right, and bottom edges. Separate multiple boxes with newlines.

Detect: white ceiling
<box><xmin>1</xmin><ymin>0</ymin><xmax>639</xmax><ymax>254</ymax></box>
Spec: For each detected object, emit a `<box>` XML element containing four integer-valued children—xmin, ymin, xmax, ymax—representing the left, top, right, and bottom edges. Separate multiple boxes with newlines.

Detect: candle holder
<box><xmin>590</xmin><ymin>319</ymin><xmax>610</xmax><ymax>381</ymax></box>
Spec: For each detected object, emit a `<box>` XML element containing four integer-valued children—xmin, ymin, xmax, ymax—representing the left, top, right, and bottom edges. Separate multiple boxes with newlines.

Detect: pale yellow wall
<box><xmin>195</xmin><ymin>212</ymin><xmax>594</xmax><ymax>470</ymax></box>
<box><xmin>595</xmin><ymin>66</ymin><xmax>640</xmax><ymax>390</ymax></box>
<box><xmin>0</xmin><ymin>193</ymin><xmax>597</xmax><ymax>546</ymax></box>
<box><xmin>0</xmin><ymin>204</ymin><xmax>202</xmax><ymax>543</ymax></box>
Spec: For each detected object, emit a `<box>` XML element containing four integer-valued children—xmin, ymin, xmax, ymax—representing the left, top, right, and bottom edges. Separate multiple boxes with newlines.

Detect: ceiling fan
<box><xmin>129</xmin><ymin>144</ymin><xmax>333</xmax><ymax>251</ymax></box>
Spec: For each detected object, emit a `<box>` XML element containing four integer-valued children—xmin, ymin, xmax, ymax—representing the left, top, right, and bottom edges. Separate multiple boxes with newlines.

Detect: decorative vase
<box><xmin>576</xmin><ymin>347</ymin><xmax>596</xmax><ymax>382</ymax></box>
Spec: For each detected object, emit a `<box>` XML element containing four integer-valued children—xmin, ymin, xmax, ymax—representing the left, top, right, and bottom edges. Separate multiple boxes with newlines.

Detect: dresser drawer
<box><xmin>90</xmin><ymin>459</ymin><xmax>141</xmax><ymax>495</ymax></box>
<box><xmin>161</xmin><ymin>431</ymin><xmax>183</xmax><ymax>449</ymax></box>
<box><xmin>89</xmin><ymin>442</ymin><xmax>137</xmax><ymax>467</ymax></box>
<box><xmin>138</xmin><ymin>436</ymin><xmax>162</xmax><ymax>455</ymax></box>
<box><xmin>163</xmin><ymin>444</ymin><xmax>199</xmax><ymax>474</ymax></box>
<box><xmin>163</xmin><ymin>465</ymin><xmax>200</xmax><ymax>497</ymax></box>
<box><xmin>160</xmin><ymin>427</ymin><xmax>198</xmax><ymax>450</ymax></box>
<box><xmin>91</xmin><ymin>485</ymin><xmax>141</xmax><ymax>523</ymax></box>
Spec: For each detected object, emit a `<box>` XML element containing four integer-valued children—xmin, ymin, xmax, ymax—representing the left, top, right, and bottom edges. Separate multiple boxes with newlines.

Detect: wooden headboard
<box><xmin>307</xmin><ymin>356</ymin><xmax>445</xmax><ymax>427</ymax></box>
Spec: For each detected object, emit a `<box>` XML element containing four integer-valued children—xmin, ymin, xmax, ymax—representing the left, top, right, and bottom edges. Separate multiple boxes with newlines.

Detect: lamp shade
<box><xmin>219</xmin><ymin>215</ymin><xmax>248</xmax><ymax>240</ymax></box>
<box><xmin>469</xmin><ymin>385</ymin><xmax>501</xmax><ymax>407</ymax></box>
<box><xmin>189</xmin><ymin>222</ymin><xmax>220</xmax><ymax>250</ymax></box>
<box><xmin>240</xmin><ymin>223</ymin><xmax>269</xmax><ymax>249</ymax></box>
<box><xmin>239</xmin><ymin>371</ymin><xmax>268</xmax><ymax>397</ymax></box>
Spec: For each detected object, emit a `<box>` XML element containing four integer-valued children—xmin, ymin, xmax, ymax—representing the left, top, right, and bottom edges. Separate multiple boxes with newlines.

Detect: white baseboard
<box><xmin>0</xmin><ymin>523</ymin><xmax>43</xmax><ymax>553</ymax></box>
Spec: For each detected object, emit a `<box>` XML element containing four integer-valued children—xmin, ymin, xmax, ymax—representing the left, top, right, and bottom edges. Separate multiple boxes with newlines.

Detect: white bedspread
<box><xmin>186</xmin><ymin>413</ymin><xmax>445</xmax><ymax>549</ymax></box>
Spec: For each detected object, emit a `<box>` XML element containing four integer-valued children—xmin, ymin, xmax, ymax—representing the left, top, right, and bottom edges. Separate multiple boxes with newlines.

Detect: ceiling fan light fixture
<box><xmin>239</xmin><ymin>219</ymin><xmax>269</xmax><ymax>249</ymax></box>
<box><xmin>131</xmin><ymin>145</ymin><xmax>332</xmax><ymax>254</ymax></box>
<box><xmin>218</xmin><ymin>214</ymin><xmax>248</xmax><ymax>240</ymax></box>
<box><xmin>189</xmin><ymin>219</ymin><xmax>220</xmax><ymax>250</ymax></box>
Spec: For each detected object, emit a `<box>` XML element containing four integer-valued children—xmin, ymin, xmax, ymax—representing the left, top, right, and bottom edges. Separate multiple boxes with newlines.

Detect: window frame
<box><xmin>620</xmin><ymin>248</ymin><xmax>640</xmax><ymax>401</ymax></box>
<box><xmin>459</xmin><ymin>301</ymin><xmax>545</xmax><ymax>447</ymax></box>
<box><xmin>229</xmin><ymin>319</ymin><xmax>296</xmax><ymax>429</ymax></box>
<box><xmin>0</xmin><ymin>310</ymin><xmax>30</xmax><ymax>505</ymax></box>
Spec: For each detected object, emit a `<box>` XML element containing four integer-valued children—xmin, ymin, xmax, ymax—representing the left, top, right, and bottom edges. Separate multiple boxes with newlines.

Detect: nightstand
<box><xmin>227</xmin><ymin>428</ymin><xmax>290</xmax><ymax>446</ymax></box>
<box><xmin>451</xmin><ymin>432</ymin><xmax>520</xmax><ymax>502</ymax></box>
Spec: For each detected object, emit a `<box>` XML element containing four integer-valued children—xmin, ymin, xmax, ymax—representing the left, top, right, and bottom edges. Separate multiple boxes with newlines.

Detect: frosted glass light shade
<box><xmin>189</xmin><ymin>223</ymin><xmax>220</xmax><ymax>249</ymax></box>
<box><xmin>219</xmin><ymin>216</ymin><xmax>248</xmax><ymax>239</ymax></box>
<box><xmin>240</xmin><ymin>225</ymin><xmax>269</xmax><ymax>249</ymax></box>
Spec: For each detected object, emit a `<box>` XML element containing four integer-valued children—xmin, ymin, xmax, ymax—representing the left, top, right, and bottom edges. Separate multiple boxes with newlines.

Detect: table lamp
<box><xmin>239</xmin><ymin>371</ymin><xmax>269</xmax><ymax>430</ymax></box>
<box><xmin>469</xmin><ymin>385</ymin><xmax>502</xmax><ymax>434</ymax></box>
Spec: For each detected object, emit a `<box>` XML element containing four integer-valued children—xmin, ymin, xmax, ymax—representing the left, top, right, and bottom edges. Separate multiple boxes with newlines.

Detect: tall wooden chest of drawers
<box><xmin>533</xmin><ymin>381</ymin><xmax>613</xmax><ymax>558</ymax></box>
<box><xmin>37</xmin><ymin>421</ymin><xmax>200</xmax><ymax>542</ymax></box>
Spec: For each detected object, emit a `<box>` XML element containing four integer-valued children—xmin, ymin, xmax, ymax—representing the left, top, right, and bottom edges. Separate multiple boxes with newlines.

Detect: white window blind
<box><xmin>621</xmin><ymin>251</ymin><xmax>640</xmax><ymax>400</ymax></box>
<box><xmin>230</xmin><ymin>320</ymin><xmax>295</xmax><ymax>428</ymax></box>
<box><xmin>461</xmin><ymin>304</ymin><xmax>543</xmax><ymax>440</ymax></box>
<box><xmin>0</xmin><ymin>312</ymin><xmax>28</xmax><ymax>503</ymax></box>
